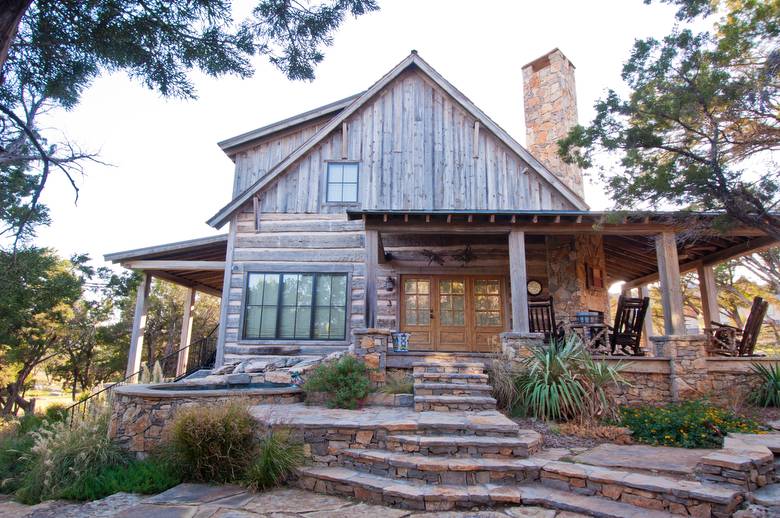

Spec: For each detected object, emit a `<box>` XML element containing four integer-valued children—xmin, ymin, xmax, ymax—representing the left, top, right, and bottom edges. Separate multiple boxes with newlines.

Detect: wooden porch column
<box><xmin>176</xmin><ymin>288</ymin><xmax>196</xmax><ymax>377</ymax></box>
<box><xmin>365</xmin><ymin>229</ymin><xmax>379</xmax><ymax>328</ymax></box>
<box><xmin>697</xmin><ymin>263</ymin><xmax>721</xmax><ymax>327</ymax></box>
<box><xmin>508</xmin><ymin>230</ymin><xmax>530</xmax><ymax>333</ymax></box>
<box><xmin>655</xmin><ymin>232</ymin><xmax>686</xmax><ymax>335</ymax></box>
<box><xmin>640</xmin><ymin>284</ymin><xmax>655</xmax><ymax>346</ymax></box>
<box><xmin>126</xmin><ymin>273</ymin><xmax>151</xmax><ymax>380</ymax></box>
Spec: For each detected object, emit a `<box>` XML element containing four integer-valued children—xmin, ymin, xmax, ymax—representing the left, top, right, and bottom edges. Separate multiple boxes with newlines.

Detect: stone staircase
<box><xmin>412</xmin><ymin>361</ymin><xmax>498</xmax><ymax>412</ymax></box>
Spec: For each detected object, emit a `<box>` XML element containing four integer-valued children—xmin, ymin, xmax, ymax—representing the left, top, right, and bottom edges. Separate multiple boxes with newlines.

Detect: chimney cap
<box><xmin>521</xmin><ymin>48</ymin><xmax>576</xmax><ymax>71</ymax></box>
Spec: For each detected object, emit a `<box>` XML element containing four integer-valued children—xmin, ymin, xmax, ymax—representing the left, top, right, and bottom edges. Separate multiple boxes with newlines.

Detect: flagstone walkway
<box><xmin>0</xmin><ymin>485</ymin><xmax>589</xmax><ymax>518</ymax></box>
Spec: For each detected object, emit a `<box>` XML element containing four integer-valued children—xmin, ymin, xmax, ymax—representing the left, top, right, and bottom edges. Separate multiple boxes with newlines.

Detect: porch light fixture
<box><xmin>385</xmin><ymin>276</ymin><xmax>396</xmax><ymax>291</ymax></box>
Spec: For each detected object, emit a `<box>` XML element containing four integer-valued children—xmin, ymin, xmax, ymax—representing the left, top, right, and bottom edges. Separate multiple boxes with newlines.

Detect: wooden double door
<box><xmin>400</xmin><ymin>275</ymin><xmax>508</xmax><ymax>352</ymax></box>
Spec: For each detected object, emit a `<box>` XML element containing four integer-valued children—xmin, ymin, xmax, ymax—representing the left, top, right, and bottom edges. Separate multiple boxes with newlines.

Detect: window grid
<box><xmin>243</xmin><ymin>272</ymin><xmax>348</xmax><ymax>341</ymax></box>
<box><xmin>326</xmin><ymin>162</ymin><xmax>359</xmax><ymax>203</ymax></box>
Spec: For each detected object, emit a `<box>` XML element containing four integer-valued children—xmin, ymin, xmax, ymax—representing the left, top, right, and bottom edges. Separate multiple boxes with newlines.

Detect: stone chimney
<box><xmin>522</xmin><ymin>49</ymin><xmax>584</xmax><ymax>199</ymax></box>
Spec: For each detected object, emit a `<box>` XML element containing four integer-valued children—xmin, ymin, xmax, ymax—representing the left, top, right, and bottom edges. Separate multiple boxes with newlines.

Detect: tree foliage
<box><xmin>0</xmin><ymin>0</ymin><xmax>379</xmax><ymax>244</ymax></box>
<box><xmin>559</xmin><ymin>0</ymin><xmax>780</xmax><ymax>239</ymax></box>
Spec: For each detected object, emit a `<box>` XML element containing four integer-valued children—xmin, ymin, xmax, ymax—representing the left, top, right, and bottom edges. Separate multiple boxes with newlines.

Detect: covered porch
<box><xmin>104</xmin><ymin>234</ymin><xmax>228</xmax><ymax>379</ymax></box>
<box><xmin>352</xmin><ymin>210</ymin><xmax>777</xmax><ymax>358</ymax></box>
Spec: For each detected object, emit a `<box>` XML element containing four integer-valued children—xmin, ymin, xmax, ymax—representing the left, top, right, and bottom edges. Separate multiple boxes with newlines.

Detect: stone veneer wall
<box><xmin>545</xmin><ymin>235</ymin><xmax>609</xmax><ymax>320</ymax></box>
<box><xmin>352</xmin><ymin>328</ymin><xmax>391</xmax><ymax>385</ymax></box>
<box><xmin>109</xmin><ymin>385</ymin><xmax>302</xmax><ymax>455</ymax></box>
<box><xmin>500</xmin><ymin>332</ymin><xmax>780</xmax><ymax>406</ymax></box>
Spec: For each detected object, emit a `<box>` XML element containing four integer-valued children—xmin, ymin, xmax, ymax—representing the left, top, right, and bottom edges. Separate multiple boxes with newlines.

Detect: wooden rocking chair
<box><xmin>528</xmin><ymin>296</ymin><xmax>563</xmax><ymax>342</ymax></box>
<box><xmin>705</xmin><ymin>296</ymin><xmax>769</xmax><ymax>356</ymax></box>
<box><xmin>608</xmin><ymin>295</ymin><xmax>650</xmax><ymax>356</ymax></box>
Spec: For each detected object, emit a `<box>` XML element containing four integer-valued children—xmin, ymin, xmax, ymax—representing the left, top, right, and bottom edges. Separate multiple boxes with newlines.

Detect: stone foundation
<box><xmin>500</xmin><ymin>332</ymin><xmax>545</xmax><ymax>367</ymax></box>
<box><xmin>109</xmin><ymin>384</ymin><xmax>302</xmax><ymax>455</ymax></box>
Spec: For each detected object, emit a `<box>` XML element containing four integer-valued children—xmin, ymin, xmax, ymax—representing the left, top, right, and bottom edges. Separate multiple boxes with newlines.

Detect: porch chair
<box><xmin>608</xmin><ymin>295</ymin><xmax>650</xmax><ymax>356</ymax></box>
<box><xmin>705</xmin><ymin>296</ymin><xmax>769</xmax><ymax>357</ymax></box>
<box><xmin>528</xmin><ymin>296</ymin><xmax>563</xmax><ymax>342</ymax></box>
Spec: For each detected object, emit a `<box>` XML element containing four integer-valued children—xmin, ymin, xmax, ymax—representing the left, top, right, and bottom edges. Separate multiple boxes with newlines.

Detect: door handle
<box><xmin>430</xmin><ymin>309</ymin><xmax>434</xmax><ymax>320</ymax></box>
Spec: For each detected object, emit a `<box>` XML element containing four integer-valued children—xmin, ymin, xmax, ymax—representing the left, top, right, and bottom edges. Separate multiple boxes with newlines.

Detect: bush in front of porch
<box><xmin>619</xmin><ymin>400</ymin><xmax>763</xmax><ymax>448</ymax></box>
<box><xmin>302</xmin><ymin>355</ymin><xmax>372</xmax><ymax>409</ymax></box>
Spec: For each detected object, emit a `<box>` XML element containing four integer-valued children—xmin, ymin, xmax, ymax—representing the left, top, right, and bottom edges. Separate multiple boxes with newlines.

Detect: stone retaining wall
<box><xmin>109</xmin><ymin>384</ymin><xmax>302</xmax><ymax>455</ymax></box>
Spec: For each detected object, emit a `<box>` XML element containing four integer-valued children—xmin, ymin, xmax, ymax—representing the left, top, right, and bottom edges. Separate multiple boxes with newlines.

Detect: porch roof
<box><xmin>349</xmin><ymin>209</ymin><xmax>778</xmax><ymax>286</ymax></box>
<box><xmin>104</xmin><ymin>234</ymin><xmax>227</xmax><ymax>297</ymax></box>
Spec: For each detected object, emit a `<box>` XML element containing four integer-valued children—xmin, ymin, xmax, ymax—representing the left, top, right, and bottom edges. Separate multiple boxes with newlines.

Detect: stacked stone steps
<box><xmin>539</xmin><ymin>460</ymin><xmax>743</xmax><ymax>517</ymax></box>
<box><xmin>412</xmin><ymin>361</ymin><xmax>497</xmax><ymax>412</ymax></box>
<box><xmin>338</xmin><ymin>448</ymin><xmax>541</xmax><ymax>485</ymax></box>
<box><xmin>297</xmin><ymin>466</ymin><xmax>677</xmax><ymax>516</ymax></box>
<box><xmin>412</xmin><ymin>372</ymin><xmax>489</xmax><ymax>384</ymax></box>
<box><xmin>413</xmin><ymin>382</ymin><xmax>492</xmax><ymax>396</ymax></box>
<box><xmin>385</xmin><ymin>432</ymin><xmax>541</xmax><ymax>458</ymax></box>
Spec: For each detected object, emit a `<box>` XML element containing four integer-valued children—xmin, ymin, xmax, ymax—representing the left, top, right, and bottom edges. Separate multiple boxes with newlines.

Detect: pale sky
<box><xmin>33</xmin><ymin>0</ymin><xmax>681</xmax><ymax>268</ymax></box>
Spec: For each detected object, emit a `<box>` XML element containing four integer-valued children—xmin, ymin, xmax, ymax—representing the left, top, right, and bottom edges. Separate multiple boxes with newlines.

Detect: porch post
<box><xmin>176</xmin><ymin>288</ymin><xmax>196</xmax><ymax>377</ymax></box>
<box><xmin>365</xmin><ymin>229</ymin><xmax>379</xmax><ymax>328</ymax></box>
<box><xmin>126</xmin><ymin>273</ymin><xmax>151</xmax><ymax>380</ymax></box>
<box><xmin>508</xmin><ymin>230</ymin><xmax>529</xmax><ymax>333</ymax></box>
<box><xmin>639</xmin><ymin>284</ymin><xmax>655</xmax><ymax>346</ymax></box>
<box><xmin>655</xmin><ymin>232</ymin><xmax>686</xmax><ymax>335</ymax></box>
<box><xmin>697</xmin><ymin>263</ymin><xmax>721</xmax><ymax>327</ymax></box>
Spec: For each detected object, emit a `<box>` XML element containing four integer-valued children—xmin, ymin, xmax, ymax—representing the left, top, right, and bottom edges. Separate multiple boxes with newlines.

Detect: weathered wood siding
<box><xmin>223</xmin><ymin>210</ymin><xmax>367</xmax><ymax>357</ymax></box>
<box><xmin>232</xmin><ymin>118</ymin><xmax>328</xmax><ymax>198</ymax></box>
<box><xmin>234</xmin><ymin>69</ymin><xmax>576</xmax><ymax>213</ymax></box>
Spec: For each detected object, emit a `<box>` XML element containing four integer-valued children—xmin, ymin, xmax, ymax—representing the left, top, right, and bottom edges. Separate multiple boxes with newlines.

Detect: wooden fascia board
<box><xmin>104</xmin><ymin>235</ymin><xmax>228</xmax><ymax>263</ymax></box>
<box><xmin>208</xmin><ymin>52</ymin><xmax>588</xmax><ymax>228</ymax></box>
<box><xmin>121</xmin><ymin>260</ymin><xmax>226</xmax><ymax>271</ymax></box>
<box><xmin>207</xmin><ymin>53</ymin><xmax>421</xmax><ymax>228</ymax></box>
<box><xmin>217</xmin><ymin>93</ymin><xmax>361</xmax><ymax>153</ymax></box>
<box><xmin>622</xmin><ymin>235</ymin><xmax>778</xmax><ymax>288</ymax></box>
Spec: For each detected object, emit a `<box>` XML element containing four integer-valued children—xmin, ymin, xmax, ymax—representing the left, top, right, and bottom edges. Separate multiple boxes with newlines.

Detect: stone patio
<box><xmin>0</xmin><ymin>486</ymin><xmax>591</xmax><ymax>518</ymax></box>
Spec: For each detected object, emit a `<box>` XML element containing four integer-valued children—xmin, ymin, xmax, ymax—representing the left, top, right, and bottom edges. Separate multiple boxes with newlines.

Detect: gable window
<box><xmin>243</xmin><ymin>272</ymin><xmax>348</xmax><ymax>340</ymax></box>
<box><xmin>326</xmin><ymin>162</ymin><xmax>359</xmax><ymax>203</ymax></box>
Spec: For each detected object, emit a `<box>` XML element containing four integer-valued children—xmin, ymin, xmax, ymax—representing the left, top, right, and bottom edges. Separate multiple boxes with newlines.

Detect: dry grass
<box><xmin>557</xmin><ymin>422</ymin><xmax>633</xmax><ymax>445</ymax></box>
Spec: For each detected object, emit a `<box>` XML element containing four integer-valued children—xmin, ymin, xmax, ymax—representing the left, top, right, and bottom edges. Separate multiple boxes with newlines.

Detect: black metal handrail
<box><xmin>66</xmin><ymin>325</ymin><xmax>219</xmax><ymax>424</ymax></box>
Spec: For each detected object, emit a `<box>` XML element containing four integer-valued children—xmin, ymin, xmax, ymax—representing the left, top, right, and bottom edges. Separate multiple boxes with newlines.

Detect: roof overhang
<box><xmin>349</xmin><ymin>209</ymin><xmax>778</xmax><ymax>286</ymax></box>
<box><xmin>105</xmin><ymin>235</ymin><xmax>228</xmax><ymax>297</ymax></box>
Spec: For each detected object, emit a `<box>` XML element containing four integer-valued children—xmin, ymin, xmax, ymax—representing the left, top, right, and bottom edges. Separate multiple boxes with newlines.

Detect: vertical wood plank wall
<box><xmin>232</xmin><ymin>70</ymin><xmax>577</xmax><ymax>214</ymax></box>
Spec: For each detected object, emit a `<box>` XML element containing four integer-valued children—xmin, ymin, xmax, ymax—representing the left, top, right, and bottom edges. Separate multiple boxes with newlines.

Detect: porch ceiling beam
<box><xmin>365</xmin><ymin>222</ymin><xmax>767</xmax><ymax>237</ymax></box>
<box><xmin>122</xmin><ymin>260</ymin><xmax>226</xmax><ymax>271</ymax></box>
<box><xmin>623</xmin><ymin>235</ymin><xmax>778</xmax><ymax>289</ymax></box>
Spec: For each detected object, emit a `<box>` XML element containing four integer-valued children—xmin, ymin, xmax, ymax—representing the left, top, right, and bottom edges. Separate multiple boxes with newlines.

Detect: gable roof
<box><xmin>218</xmin><ymin>92</ymin><xmax>362</xmax><ymax>155</ymax></box>
<box><xmin>207</xmin><ymin>52</ymin><xmax>589</xmax><ymax>228</ymax></box>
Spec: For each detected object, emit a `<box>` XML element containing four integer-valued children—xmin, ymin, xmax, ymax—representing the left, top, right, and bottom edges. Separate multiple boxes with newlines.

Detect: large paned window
<box><xmin>326</xmin><ymin>162</ymin><xmax>359</xmax><ymax>202</ymax></box>
<box><xmin>243</xmin><ymin>272</ymin><xmax>348</xmax><ymax>340</ymax></box>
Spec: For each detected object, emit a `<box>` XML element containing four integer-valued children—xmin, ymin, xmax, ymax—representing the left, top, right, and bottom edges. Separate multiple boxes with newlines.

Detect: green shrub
<box><xmin>619</xmin><ymin>400</ymin><xmax>762</xmax><ymax>448</ymax></box>
<box><xmin>303</xmin><ymin>355</ymin><xmax>372</xmax><ymax>409</ymax></box>
<box><xmin>514</xmin><ymin>334</ymin><xmax>625</xmax><ymax>422</ymax></box>
<box><xmin>43</xmin><ymin>404</ymin><xmax>69</xmax><ymax>423</ymax></box>
<box><xmin>750</xmin><ymin>362</ymin><xmax>780</xmax><ymax>407</ymax></box>
<box><xmin>379</xmin><ymin>372</ymin><xmax>413</xmax><ymax>395</ymax></box>
<box><xmin>15</xmin><ymin>410</ymin><xmax>129</xmax><ymax>504</ymax></box>
<box><xmin>56</xmin><ymin>457</ymin><xmax>181</xmax><ymax>501</ymax></box>
<box><xmin>243</xmin><ymin>430</ymin><xmax>303</xmax><ymax>491</ymax></box>
<box><xmin>168</xmin><ymin>401</ymin><xmax>256</xmax><ymax>483</ymax></box>
<box><xmin>0</xmin><ymin>431</ymin><xmax>35</xmax><ymax>494</ymax></box>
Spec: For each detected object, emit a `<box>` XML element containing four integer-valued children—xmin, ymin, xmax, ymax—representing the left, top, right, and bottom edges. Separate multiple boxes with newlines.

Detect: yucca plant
<box><xmin>516</xmin><ymin>334</ymin><xmax>588</xmax><ymax>421</ymax></box>
<box><xmin>750</xmin><ymin>362</ymin><xmax>780</xmax><ymax>407</ymax></box>
<box><xmin>579</xmin><ymin>354</ymin><xmax>628</xmax><ymax>422</ymax></box>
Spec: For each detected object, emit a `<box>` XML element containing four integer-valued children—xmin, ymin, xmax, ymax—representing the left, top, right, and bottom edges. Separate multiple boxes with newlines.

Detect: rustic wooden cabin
<box><xmin>106</xmin><ymin>49</ymin><xmax>777</xmax><ymax>383</ymax></box>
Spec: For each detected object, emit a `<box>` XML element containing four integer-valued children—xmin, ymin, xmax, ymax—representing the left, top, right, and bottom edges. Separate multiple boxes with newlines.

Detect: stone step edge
<box><xmin>413</xmin><ymin>372</ymin><xmax>489</xmax><ymax>380</ymax></box>
<box><xmin>542</xmin><ymin>460</ymin><xmax>742</xmax><ymax>506</ymax></box>
<box><xmin>413</xmin><ymin>382</ymin><xmax>493</xmax><ymax>391</ymax></box>
<box><xmin>412</xmin><ymin>361</ymin><xmax>486</xmax><ymax>368</ymax></box>
<box><xmin>297</xmin><ymin>466</ymin><xmax>676</xmax><ymax>517</ymax></box>
<box><xmin>387</xmin><ymin>432</ymin><xmax>542</xmax><ymax>448</ymax></box>
<box><xmin>340</xmin><ymin>448</ymin><xmax>542</xmax><ymax>471</ymax></box>
<box><xmin>414</xmin><ymin>395</ymin><xmax>497</xmax><ymax>404</ymax></box>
